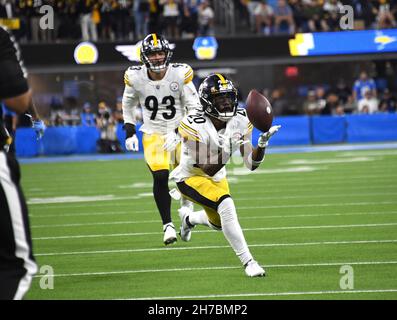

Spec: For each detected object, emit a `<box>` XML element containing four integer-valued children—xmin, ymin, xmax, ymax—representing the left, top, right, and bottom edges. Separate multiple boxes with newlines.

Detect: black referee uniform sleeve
<box><xmin>0</xmin><ymin>26</ymin><xmax>37</xmax><ymax>301</ymax></box>
<box><xmin>0</xmin><ymin>26</ymin><xmax>29</xmax><ymax>99</ymax></box>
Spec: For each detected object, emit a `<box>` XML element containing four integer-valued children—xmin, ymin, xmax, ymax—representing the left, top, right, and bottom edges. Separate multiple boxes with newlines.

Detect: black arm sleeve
<box><xmin>0</xmin><ymin>26</ymin><xmax>29</xmax><ymax>99</ymax></box>
<box><xmin>123</xmin><ymin>123</ymin><xmax>136</xmax><ymax>138</ymax></box>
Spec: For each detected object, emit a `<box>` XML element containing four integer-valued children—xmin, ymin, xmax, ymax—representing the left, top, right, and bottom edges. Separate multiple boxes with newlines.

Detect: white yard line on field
<box><xmin>31</xmin><ymin>191</ymin><xmax>395</xmax><ymax>207</ymax></box>
<box><xmin>122</xmin><ymin>289</ymin><xmax>397</xmax><ymax>300</ymax></box>
<box><xmin>34</xmin><ymin>239</ymin><xmax>397</xmax><ymax>256</ymax></box>
<box><xmin>31</xmin><ymin>222</ymin><xmax>397</xmax><ymax>235</ymax></box>
<box><xmin>338</xmin><ymin>150</ymin><xmax>397</xmax><ymax>157</ymax></box>
<box><xmin>25</xmin><ymin>183</ymin><xmax>397</xmax><ymax>199</ymax></box>
<box><xmin>285</xmin><ymin>157</ymin><xmax>380</xmax><ymax>165</ymax></box>
<box><xmin>234</xmin><ymin>191</ymin><xmax>397</xmax><ymax>202</ymax></box>
<box><xmin>29</xmin><ymin>209</ymin><xmax>397</xmax><ymax>221</ymax></box>
<box><xmin>238</xmin><ymin>201</ymin><xmax>397</xmax><ymax>210</ymax></box>
<box><xmin>232</xmin><ymin>184</ymin><xmax>397</xmax><ymax>195</ymax></box>
<box><xmin>32</xmin><ymin>260</ymin><xmax>397</xmax><ymax>278</ymax></box>
<box><xmin>28</xmin><ymin>174</ymin><xmax>396</xmax><ymax>209</ymax></box>
<box><xmin>29</xmin><ymin>199</ymin><xmax>397</xmax><ymax>213</ymax></box>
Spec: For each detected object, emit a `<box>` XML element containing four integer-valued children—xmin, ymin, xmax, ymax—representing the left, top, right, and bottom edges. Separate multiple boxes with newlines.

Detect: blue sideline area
<box><xmin>15</xmin><ymin>114</ymin><xmax>397</xmax><ymax>158</ymax></box>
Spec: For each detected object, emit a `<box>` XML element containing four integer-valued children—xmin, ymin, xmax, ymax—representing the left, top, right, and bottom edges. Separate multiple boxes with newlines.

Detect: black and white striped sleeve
<box><xmin>0</xmin><ymin>26</ymin><xmax>29</xmax><ymax>99</ymax></box>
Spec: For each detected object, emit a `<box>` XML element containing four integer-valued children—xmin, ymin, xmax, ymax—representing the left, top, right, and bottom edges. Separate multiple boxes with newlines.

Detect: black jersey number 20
<box><xmin>145</xmin><ymin>96</ymin><xmax>176</xmax><ymax>120</ymax></box>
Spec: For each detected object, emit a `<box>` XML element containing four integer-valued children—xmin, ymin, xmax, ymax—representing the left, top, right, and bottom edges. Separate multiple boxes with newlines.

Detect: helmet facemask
<box><xmin>199</xmin><ymin>76</ymin><xmax>238</xmax><ymax>122</ymax></box>
<box><xmin>141</xmin><ymin>34</ymin><xmax>173</xmax><ymax>73</ymax></box>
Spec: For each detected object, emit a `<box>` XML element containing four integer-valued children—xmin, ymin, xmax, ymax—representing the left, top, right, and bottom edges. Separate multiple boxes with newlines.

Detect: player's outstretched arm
<box><xmin>241</xmin><ymin>125</ymin><xmax>281</xmax><ymax>171</ymax></box>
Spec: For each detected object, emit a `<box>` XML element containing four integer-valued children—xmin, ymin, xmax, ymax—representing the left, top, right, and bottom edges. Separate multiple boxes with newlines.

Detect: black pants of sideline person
<box><xmin>0</xmin><ymin>151</ymin><xmax>37</xmax><ymax>300</ymax></box>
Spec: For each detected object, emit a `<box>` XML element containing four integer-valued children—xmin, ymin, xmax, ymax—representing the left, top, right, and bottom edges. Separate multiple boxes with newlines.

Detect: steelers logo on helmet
<box><xmin>140</xmin><ymin>33</ymin><xmax>173</xmax><ymax>73</ymax></box>
<box><xmin>199</xmin><ymin>73</ymin><xmax>238</xmax><ymax>122</ymax></box>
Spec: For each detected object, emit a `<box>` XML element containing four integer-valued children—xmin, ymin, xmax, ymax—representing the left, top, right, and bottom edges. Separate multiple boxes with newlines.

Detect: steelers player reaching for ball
<box><xmin>122</xmin><ymin>34</ymin><xmax>201</xmax><ymax>245</ymax></box>
<box><xmin>170</xmin><ymin>74</ymin><xmax>280</xmax><ymax>277</ymax></box>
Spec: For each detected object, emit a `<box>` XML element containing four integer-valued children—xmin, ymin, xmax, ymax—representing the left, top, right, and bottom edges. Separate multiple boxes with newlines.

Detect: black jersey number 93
<box><xmin>145</xmin><ymin>95</ymin><xmax>176</xmax><ymax>120</ymax></box>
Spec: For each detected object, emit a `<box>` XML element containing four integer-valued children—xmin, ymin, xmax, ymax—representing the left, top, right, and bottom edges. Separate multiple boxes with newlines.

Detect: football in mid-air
<box><xmin>245</xmin><ymin>89</ymin><xmax>273</xmax><ymax>132</ymax></box>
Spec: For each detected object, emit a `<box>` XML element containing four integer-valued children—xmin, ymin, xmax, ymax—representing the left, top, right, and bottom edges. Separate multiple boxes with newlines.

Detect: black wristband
<box><xmin>123</xmin><ymin>123</ymin><xmax>136</xmax><ymax>138</ymax></box>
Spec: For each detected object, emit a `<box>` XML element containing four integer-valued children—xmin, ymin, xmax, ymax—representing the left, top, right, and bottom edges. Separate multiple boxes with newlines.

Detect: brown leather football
<box><xmin>245</xmin><ymin>89</ymin><xmax>273</xmax><ymax>132</ymax></box>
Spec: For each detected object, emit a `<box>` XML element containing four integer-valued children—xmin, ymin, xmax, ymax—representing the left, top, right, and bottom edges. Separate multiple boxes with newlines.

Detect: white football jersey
<box><xmin>170</xmin><ymin>109</ymin><xmax>253</xmax><ymax>183</ymax></box>
<box><xmin>122</xmin><ymin>63</ymin><xmax>201</xmax><ymax>135</ymax></box>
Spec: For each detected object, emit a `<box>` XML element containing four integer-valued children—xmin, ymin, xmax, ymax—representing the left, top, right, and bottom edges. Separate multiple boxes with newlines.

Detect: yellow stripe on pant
<box><xmin>177</xmin><ymin>176</ymin><xmax>230</xmax><ymax>228</ymax></box>
<box><xmin>143</xmin><ymin>133</ymin><xmax>180</xmax><ymax>172</ymax></box>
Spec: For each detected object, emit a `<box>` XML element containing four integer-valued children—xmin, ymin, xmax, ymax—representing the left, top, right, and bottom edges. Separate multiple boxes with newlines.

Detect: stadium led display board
<box><xmin>289</xmin><ymin>29</ymin><xmax>397</xmax><ymax>56</ymax></box>
<box><xmin>193</xmin><ymin>37</ymin><xmax>219</xmax><ymax>60</ymax></box>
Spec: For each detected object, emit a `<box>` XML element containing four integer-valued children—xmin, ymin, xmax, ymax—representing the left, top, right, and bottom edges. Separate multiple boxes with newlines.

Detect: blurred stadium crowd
<box><xmin>1</xmin><ymin>0</ymin><xmax>397</xmax><ymax>42</ymax></box>
<box><xmin>264</xmin><ymin>69</ymin><xmax>397</xmax><ymax>116</ymax></box>
<box><xmin>3</xmin><ymin>68</ymin><xmax>393</xmax><ymax>129</ymax></box>
<box><xmin>1</xmin><ymin>0</ymin><xmax>396</xmax><ymax>134</ymax></box>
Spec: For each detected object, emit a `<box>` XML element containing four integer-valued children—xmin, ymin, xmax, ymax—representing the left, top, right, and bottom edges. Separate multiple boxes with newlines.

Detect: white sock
<box><xmin>218</xmin><ymin>197</ymin><xmax>253</xmax><ymax>266</ymax></box>
<box><xmin>180</xmin><ymin>197</ymin><xmax>194</xmax><ymax>211</ymax></box>
<box><xmin>188</xmin><ymin>210</ymin><xmax>210</xmax><ymax>227</ymax></box>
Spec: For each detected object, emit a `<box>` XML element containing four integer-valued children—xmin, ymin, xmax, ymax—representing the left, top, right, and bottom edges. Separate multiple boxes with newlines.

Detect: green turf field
<box><xmin>22</xmin><ymin>148</ymin><xmax>397</xmax><ymax>300</ymax></box>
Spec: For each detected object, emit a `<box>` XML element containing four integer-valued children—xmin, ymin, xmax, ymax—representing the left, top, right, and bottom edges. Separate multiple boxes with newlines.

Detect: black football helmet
<box><xmin>140</xmin><ymin>33</ymin><xmax>173</xmax><ymax>73</ymax></box>
<box><xmin>198</xmin><ymin>74</ymin><xmax>238</xmax><ymax>122</ymax></box>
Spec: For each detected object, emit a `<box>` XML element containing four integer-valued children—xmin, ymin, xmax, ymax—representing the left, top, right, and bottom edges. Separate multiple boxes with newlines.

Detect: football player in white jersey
<box><xmin>170</xmin><ymin>74</ymin><xmax>281</xmax><ymax>277</ymax></box>
<box><xmin>122</xmin><ymin>34</ymin><xmax>201</xmax><ymax>245</ymax></box>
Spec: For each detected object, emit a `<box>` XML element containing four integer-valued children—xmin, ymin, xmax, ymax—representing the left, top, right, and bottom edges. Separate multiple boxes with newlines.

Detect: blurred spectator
<box><xmin>323</xmin><ymin>0</ymin><xmax>344</xmax><ymax>31</ymax></box>
<box><xmin>254</xmin><ymin>0</ymin><xmax>273</xmax><ymax>35</ymax></box>
<box><xmin>246</xmin><ymin>0</ymin><xmax>261</xmax><ymax>32</ymax></box>
<box><xmin>353</xmin><ymin>71</ymin><xmax>377</xmax><ymax>101</ymax></box>
<box><xmin>334</xmin><ymin>103</ymin><xmax>345</xmax><ymax>116</ymax></box>
<box><xmin>114</xmin><ymin>0</ymin><xmax>131</xmax><ymax>40</ymax></box>
<box><xmin>235</xmin><ymin>0</ymin><xmax>251</xmax><ymax>29</ymax></box>
<box><xmin>181</xmin><ymin>0</ymin><xmax>199</xmax><ymax>38</ymax></box>
<box><xmin>357</xmin><ymin>88</ymin><xmax>379</xmax><ymax>114</ymax></box>
<box><xmin>354</xmin><ymin>0</ymin><xmax>377</xmax><ymax>29</ymax></box>
<box><xmin>198</xmin><ymin>0</ymin><xmax>214</xmax><ymax>36</ymax></box>
<box><xmin>57</xmin><ymin>0</ymin><xmax>81</xmax><ymax>41</ymax></box>
<box><xmin>80</xmin><ymin>102</ymin><xmax>96</xmax><ymax>126</ymax></box>
<box><xmin>303</xmin><ymin>0</ymin><xmax>328</xmax><ymax>32</ymax></box>
<box><xmin>133</xmin><ymin>0</ymin><xmax>150</xmax><ymax>40</ymax></box>
<box><xmin>269</xmin><ymin>88</ymin><xmax>289</xmax><ymax>116</ymax></box>
<box><xmin>302</xmin><ymin>87</ymin><xmax>327</xmax><ymax>115</ymax></box>
<box><xmin>379</xmin><ymin>88</ymin><xmax>397</xmax><ymax>113</ymax></box>
<box><xmin>343</xmin><ymin>95</ymin><xmax>357</xmax><ymax>114</ymax></box>
<box><xmin>51</xmin><ymin>110</ymin><xmax>68</xmax><ymax>126</ymax></box>
<box><xmin>315</xmin><ymin>86</ymin><xmax>327</xmax><ymax>109</ymax></box>
<box><xmin>289</xmin><ymin>0</ymin><xmax>306</xmax><ymax>32</ymax></box>
<box><xmin>161</xmin><ymin>0</ymin><xmax>181</xmax><ymax>39</ymax></box>
<box><xmin>375</xmin><ymin>0</ymin><xmax>397</xmax><ymax>29</ymax></box>
<box><xmin>323</xmin><ymin>0</ymin><xmax>344</xmax><ymax>14</ymax></box>
<box><xmin>333</xmin><ymin>78</ymin><xmax>352</xmax><ymax>104</ymax></box>
<box><xmin>274</xmin><ymin>0</ymin><xmax>295</xmax><ymax>35</ymax></box>
<box><xmin>303</xmin><ymin>90</ymin><xmax>322</xmax><ymax>115</ymax></box>
<box><xmin>78</xmin><ymin>0</ymin><xmax>98</xmax><ymax>41</ymax></box>
<box><xmin>148</xmin><ymin>0</ymin><xmax>162</xmax><ymax>33</ymax></box>
<box><xmin>321</xmin><ymin>92</ymin><xmax>339</xmax><ymax>115</ymax></box>
<box><xmin>96</xmin><ymin>101</ymin><xmax>122</xmax><ymax>153</ymax></box>
<box><xmin>100</xmin><ymin>0</ymin><xmax>115</xmax><ymax>41</ymax></box>
<box><xmin>113</xmin><ymin>97</ymin><xmax>124</xmax><ymax>124</ymax></box>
